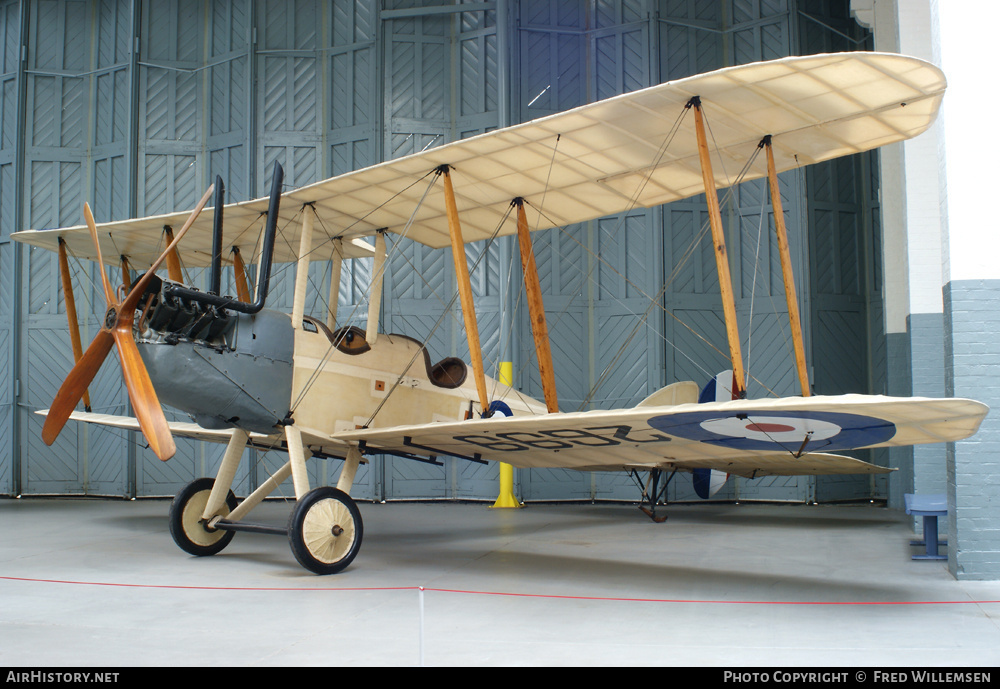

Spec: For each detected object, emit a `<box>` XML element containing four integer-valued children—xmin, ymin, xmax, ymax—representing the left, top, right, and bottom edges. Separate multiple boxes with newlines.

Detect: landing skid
<box><xmin>629</xmin><ymin>468</ymin><xmax>677</xmax><ymax>523</ymax></box>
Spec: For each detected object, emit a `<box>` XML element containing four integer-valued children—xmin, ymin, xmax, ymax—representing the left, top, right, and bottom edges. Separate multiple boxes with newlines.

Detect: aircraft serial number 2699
<box><xmin>453</xmin><ymin>425</ymin><xmax>672</xmax><ymax>452</ymax></box>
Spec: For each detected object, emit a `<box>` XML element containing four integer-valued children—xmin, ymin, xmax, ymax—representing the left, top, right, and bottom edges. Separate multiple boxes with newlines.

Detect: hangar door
<box><xmin>3</xmin><ymin>0</ymin><xmax>887</xmax><ymax>505</ymax></box>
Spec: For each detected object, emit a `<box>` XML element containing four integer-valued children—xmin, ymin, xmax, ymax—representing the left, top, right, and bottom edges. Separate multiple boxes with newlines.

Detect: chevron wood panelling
<box><xmin>523</xmin><ymin>465</ymin><xmax>588</xmax><ymax>500</ymax></box>
<box><xmin>385</xmin><ymin>454</ymin><xmax>447</xmax><ymax>499</ymax></box>
<box><xmin>0</xmin><ymin>326</ymin><xmax>10</xmax><ymax>495</ymax></box>
<box><xmin>660</xmin><ymin>0</ymin><xmax>723</xmax><ymax>81</ymax></box>
<box><xmin>24</xmin><ymin>327</ymin><xmax>82</xmax><ymax>492</ymax></box>
<box><xmin>0</xmin><ymin>243</ymin><xmax>10</xmax><ymax>321</ymax></box>
<box><xmin>594</xmin><ymin>309</ymin><xmax>653</xmax><ymax>409</ymax></box>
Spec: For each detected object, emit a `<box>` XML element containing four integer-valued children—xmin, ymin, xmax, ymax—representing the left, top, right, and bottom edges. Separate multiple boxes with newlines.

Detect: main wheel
<box><xmin>287</xmin><ymin>487</ymin><xmax>363</xmax><ymax>575</ymax></box>
<box><xmin>169</xmin><ymin>478</ymin><xmax>239</xmax><ymax>557</ymax></box>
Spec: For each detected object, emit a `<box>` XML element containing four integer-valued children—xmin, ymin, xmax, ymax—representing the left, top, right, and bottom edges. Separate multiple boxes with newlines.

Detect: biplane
<box><xmin>11</xmin><ymin>51</ymin><xmax>988</xmax><ymax>574</ymax></box>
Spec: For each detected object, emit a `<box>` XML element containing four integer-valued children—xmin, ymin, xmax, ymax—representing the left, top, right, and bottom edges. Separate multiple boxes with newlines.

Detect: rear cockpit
<box><xmin>300</xmin><ymin>316</ymin><xmax>467</xmax><ymax>389</ymax></box>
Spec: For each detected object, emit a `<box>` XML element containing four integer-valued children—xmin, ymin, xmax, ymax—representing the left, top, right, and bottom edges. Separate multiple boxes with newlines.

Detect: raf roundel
<box><xmin>647</xmin><ymin>410</ymin><xmax>897</xmax><ymax>452</ymax></box>
<box><xmin>699</xmin><ymin>415</ymin><xmax>842</xmax><ymax>443</ymax></box>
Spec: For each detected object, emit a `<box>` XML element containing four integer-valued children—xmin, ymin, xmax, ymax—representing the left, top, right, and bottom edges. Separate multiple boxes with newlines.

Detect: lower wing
<box><xmin>43</xmin><ymin>410</ymin><xmax>344</xmax><ymax>457</ymax></box>
<box><xmin>330</xmin><ymin>394</ymin><xmax>988</xmax><ymax>477</ymax></box>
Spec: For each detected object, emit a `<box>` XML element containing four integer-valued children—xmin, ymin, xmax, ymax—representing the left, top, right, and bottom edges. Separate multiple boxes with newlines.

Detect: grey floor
<box><xmin>1</xmin><ymin>496</ymin><xmax>999</xmax><ymax>667</ymax></box>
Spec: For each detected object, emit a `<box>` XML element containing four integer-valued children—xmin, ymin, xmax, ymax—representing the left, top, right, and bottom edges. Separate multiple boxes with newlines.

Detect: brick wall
<box><xmin>944</xmin><ymin>279</ymin><xmax>1000</xmax><ymax>579</ymax></box>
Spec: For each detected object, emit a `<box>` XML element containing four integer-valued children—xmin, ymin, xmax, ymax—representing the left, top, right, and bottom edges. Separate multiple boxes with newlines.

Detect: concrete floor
<box><xmin>1</xmin><ymin>497</ymin><xmax>998</xmax><ymax>667</ymax></box>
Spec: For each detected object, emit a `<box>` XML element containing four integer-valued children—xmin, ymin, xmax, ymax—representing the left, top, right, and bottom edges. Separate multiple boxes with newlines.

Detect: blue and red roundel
<box><xmin>646</xmin><ymin>410</ymin><xmax>896</xmax><ymax>452</ymax></box>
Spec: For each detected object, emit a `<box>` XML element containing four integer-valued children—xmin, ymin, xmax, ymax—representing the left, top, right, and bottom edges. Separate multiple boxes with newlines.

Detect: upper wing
<box><xmin>331</xmin><ymin>394</ymin><xmax>986</xmax><ymax>477</ymax></box>
<box><xmin>12</xmin><ymin>52</ymin><xmax>944</xmax><ymax>263</ymax></box>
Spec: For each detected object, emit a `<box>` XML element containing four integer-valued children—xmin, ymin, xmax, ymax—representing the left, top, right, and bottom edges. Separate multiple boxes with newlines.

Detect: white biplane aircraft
<box><xmin>12</xmin><ymin>52</ymin><xmax>988</xmax><ymax>574</ymax></box>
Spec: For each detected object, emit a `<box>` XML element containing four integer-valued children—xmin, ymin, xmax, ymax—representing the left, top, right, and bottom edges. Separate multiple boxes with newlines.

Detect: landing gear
<box><xmin>630</xmin><ymin>468</ymin><xmax>676</xmax><ymax>523</ymax></box>
<box><xmin>169</xmin><ymin>478</ymin><xmax>239</xmax><ymax>556</ymax></box>
<box><xmin>287</xmin><ymin>486</ymin><xmax>364</xmax><ymax>575</ymax></box>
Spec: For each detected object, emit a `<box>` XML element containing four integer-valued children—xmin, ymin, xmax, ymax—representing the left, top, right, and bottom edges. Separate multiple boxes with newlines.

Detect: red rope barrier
<box><xmin>2</xmin><ymin>576</ymin><xmax>998</xmax><ymax>605</ymax></box>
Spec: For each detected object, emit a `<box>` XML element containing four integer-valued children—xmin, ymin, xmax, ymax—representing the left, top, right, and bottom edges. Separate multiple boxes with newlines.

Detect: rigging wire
<box><xmin>364</xmin><ymin>201</ymin><xmax>515</xmax><ymax>427</ymax></box>
<box><xmin>489</xmin><ymin>235</ymin><xmax>526</xmax><ymax>404</ymax></box>
<box><xmin>281</xmin><ymin>168</ymin><xmax>440</xmax><ymax>271</ymax></box>
<box><xmin>527</xmin><ymin>139</ymin><xmax>782</xmax><ymax>407</ymax></box>
<box><xmin>511</xmin><ymin>105</ymin><xmax>695</xmax><ymax>407</ymax></box>
<box><xmin>745</xmin><ymin>186</ymin><xmax>768</xmax><ymax>390</ymax></box>
<box><xmin>702</xmin><ymin>109</ymin><xmax>798</xmax><ymax>398</ymax></box>
<box><xmin>289</xmin><ymin>170</ymin><xmax>443</xmax><ymax>414</ymax></box>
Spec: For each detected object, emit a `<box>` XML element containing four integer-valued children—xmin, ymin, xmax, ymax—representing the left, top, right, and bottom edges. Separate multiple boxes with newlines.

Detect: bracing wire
<box><xmin>528</xmin><ymin>137</ymin><xmax>782</xmax><ymax>408</ymax></box>
<box><xmin>364</xmin><ymin>201</ymin><xmax>515</xmax><ymax>426</ymax></box>
<box><xmin>745</xmin><ymin>189</ymin><xmax>768</xmax><ymax>389</ymax></box>
<box><xmin>289</xmin><ymin>170</ymin><xmax>443</xmax><ymax>414</ymax></box>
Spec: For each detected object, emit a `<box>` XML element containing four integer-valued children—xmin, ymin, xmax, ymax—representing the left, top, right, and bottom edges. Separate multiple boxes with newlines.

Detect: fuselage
<box><xmin>137</xmin><ymin>305</ymin><xmax>546</xmax><ymax>439</ymax></box>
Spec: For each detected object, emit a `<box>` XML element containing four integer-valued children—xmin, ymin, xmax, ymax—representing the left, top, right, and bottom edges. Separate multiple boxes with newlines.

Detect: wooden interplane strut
<box><xmin>162</xmin><ymin>226</ymin><xmax>183</xmax><ymax>282</ymax></box>
<box><xmin>231</xmin><ymin>247</ymin><xmax>251</xmax><ymax>302</ymax></box>
<box><xmin>57</xmin><ymin>238</ymin><xmax>91</xmax><ymax>412</ymax></box>
<box><xmin>120</xmin><ymin>256</ymin><xmax>132</xmax><ymax>292</ymax></box>
<box><xmin>690</xmin><ymin>97</ymin><xmax>745</xmax><ymax>399</ymax></box>
<box><xmin>441</xmin><ymin>167</ymin><xmax>490</xmax><ymax>415</ymax></box>
<box><xmin>514</xmin><ymin>199</ymin><xmax>558</xmax><ymax>413</ymax></box>
<box><xmin>760</xmin><ymin>136</ymin><xmax>811</xmax><ymax>397</ymax></box>
<box><xmin>763</xmin><ymin>136</ymin><xmax>811</xmax><ymax>397</ymax></box>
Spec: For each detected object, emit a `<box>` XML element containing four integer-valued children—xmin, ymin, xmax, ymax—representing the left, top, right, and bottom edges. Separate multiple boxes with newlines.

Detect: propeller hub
<box><xmin>104</xmin><ymin>307</ymin><xmax>118</xmax><ymax>329</ymax></box>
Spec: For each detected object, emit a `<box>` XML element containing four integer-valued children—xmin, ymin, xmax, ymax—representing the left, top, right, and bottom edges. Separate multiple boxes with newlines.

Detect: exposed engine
<box><xmin>138</xmin><ymin>275</ymin><xmax>236</xmax><ymax>349</ymax></box>
<box><xmin>133</xmin><ymin>276</ymin><xmax>294</xmax><ymax>435</ymax></box>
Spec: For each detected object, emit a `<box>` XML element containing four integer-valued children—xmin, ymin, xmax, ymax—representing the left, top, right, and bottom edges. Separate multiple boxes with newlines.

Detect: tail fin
<box><xmin>692</xmin><ymin>468</ymin><xmax>728</xmax><ymax>499</ymax></box>
<box><xmin>698</xmin><ymin>369</ymin><xmax>737</xmax><ymax>403</ymax></box>
<box><xmin>692</xmin><ymin>371</ymin><xmax>733</xmax><ymax>498</ymax></box>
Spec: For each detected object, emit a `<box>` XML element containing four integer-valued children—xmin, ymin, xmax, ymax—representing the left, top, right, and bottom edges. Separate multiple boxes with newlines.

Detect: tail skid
<box><xmin>630</xmin><ymin>468</ymin><xmax>677</xmax><ymax>523</ymax></box>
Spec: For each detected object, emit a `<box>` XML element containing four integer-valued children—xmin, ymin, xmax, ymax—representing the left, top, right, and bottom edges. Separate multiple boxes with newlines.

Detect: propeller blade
<box><xmin>113</xmin><ymin>324</ymin><xmax>175</xmax><ymax>461</ymax></box>
<box><xmin>42</xmin><ymin>329</ymin><xmax>115</xmax><ymax>446</ymax></box>
<box><xmin>46</xmin><ymin>187</ymin><xmax>213</xmax><ymax>460</ymax></box>
<box><xmin>83</xmin><ymin>203</ymin><xmax>117</xmax><ymax>309</ymax></box>
<box><xmin>121</xmin><ymin>184</ymin><xmax>214</xmax><ymax>315</ymax></box>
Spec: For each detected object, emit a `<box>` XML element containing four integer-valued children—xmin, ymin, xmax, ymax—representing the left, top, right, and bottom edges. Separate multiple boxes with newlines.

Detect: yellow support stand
<box><xmin>491</xmin><ymin>361</ymin><xmax>522</xmax><ymax>509</ymax></box>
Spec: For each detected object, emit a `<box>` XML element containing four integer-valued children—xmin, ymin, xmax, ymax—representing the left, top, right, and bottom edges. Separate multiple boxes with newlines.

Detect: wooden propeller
<box><xmin>42</xmin><ymin>186</ymin><xmax>215</xmax><ymax>461</ymax></box>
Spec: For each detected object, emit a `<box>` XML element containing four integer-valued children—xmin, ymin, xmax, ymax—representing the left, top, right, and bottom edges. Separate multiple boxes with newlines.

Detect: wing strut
<box><xmin>231</xmin><ymin>247</ymin><xmax>252</xmax><ymax>302</ymax></box>
<box><xmin>763</xmin><ymin>135</ymin><xmax>811</xmax><ymax>397</ymax></box>
<box><xmin>291</xmin><ymin>203</ymin><xmax>316</xmax><ymax>329</ymax></box>
<box><xmin>514</xmin><ymin>198</ymin><xmax>558</xmax><ymax>412</ymax></box>
<box><xmin>327</xmin><ymin>237</ymin><xmax>344</xmax><ymax>329</ymax></box>
<box><xmin>162</xmin><ymin>225</ymin><xmax>184</xmax><ymax>282</ymax></box>
<box><xmin>57</xmin><ymin>238</ymin><xmax>91</xmax><ymax>412</ymax></box>
<box><xmin>366</xmin><ymin>230</ymin><xmax>387</xmax><ymax>345</ymax></box>
<box><xmin>690</xmin><ymin>96</ymin><xmax>745</xmax><ymax>399</ymax></box>
<box><xmin>119</xmin><ymin>256</ymin><xmax>132</xmax><ymax>292</ymax></box>
<box><xmin>441</xmin><ymin>166</ymin><xmax>490</xmax><ymax>416</ymax></box>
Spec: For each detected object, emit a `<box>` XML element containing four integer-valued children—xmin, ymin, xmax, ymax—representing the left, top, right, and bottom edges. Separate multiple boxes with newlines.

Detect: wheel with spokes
<box><xmin>169</xmin><ymin>478</ymin><xmax>239</xmax><ymax>556</ymax></box>
<box><xmin>287</xmin><ymin>487</ymin><xmax>363</xmax><ymax>575</ymax></box>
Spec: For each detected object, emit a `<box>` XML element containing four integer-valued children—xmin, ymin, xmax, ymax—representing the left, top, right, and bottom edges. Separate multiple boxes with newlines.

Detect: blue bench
<box><xmin>904</xmin><ymin>493</ymin><xmax>948</xmax><ymax>560</ymax></box>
